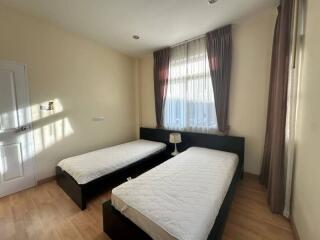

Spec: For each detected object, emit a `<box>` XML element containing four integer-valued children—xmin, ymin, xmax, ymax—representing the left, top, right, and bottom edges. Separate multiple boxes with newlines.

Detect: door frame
<box><xmin>0</xmin><ymin>60</ymin><xmax>37</xmax><ymax>194</ymax></box>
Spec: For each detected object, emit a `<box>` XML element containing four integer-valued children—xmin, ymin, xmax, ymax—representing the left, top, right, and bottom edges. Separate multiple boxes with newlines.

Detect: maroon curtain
<box><xmin>260</xmin><ymin>0</ymin><xmax>294</xmax><ymax>213</ymax></box>
<box><xmin>153</xmin><ymin>48</ymin><xmax>170</xmax><ymax>128</ymax></box>
<box><xmin>206</xmin><ymin>25</ymin><xmax>232</xmax><ymax>134</ymax></box>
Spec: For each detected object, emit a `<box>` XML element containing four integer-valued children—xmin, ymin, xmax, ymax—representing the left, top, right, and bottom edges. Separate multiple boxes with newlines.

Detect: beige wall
<box><xmin>292</xmin><ymin>0</ymin><xmax>320</xmax><ymax>239</ymax></box>
<box><xmin>138</xmin><ymin>8</ymin><xmax>276</xmax><ymax>174</ymax></box>
<box><xmin>0</xmin><ymin>5</ymin><xmax>138</xmax><ymax>180</ymax></box>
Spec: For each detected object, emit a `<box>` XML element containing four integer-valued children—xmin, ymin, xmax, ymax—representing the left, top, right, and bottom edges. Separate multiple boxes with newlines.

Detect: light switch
<box><xmin>92</xmin><ymin>116</ymin><xmax>105</xmax><ymax>121</ymax></box>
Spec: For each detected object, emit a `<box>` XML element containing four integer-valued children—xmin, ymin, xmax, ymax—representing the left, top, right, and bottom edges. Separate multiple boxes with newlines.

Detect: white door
<box><xmin>0</xmin><ymin>61</ymin><xmax>36</xmax><ymax>197</ymax></box>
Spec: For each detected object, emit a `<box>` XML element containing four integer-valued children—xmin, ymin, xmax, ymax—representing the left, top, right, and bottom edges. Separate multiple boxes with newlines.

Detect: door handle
<box><xmin>0</xmin><ymin>125</ymin><xmax>31</xmax><ymax>134</ymax></box>
<box><xmin>17</xmin><ymin>125</ymin><xmax>32</xmax><ymax>132</ymax></box>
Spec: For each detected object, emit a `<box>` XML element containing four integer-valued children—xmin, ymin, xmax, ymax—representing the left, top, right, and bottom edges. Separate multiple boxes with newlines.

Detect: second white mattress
<box><xmin>112</xmin><ymin>147</ymin><xmax>238</xmax><ymax>240</ymax></box>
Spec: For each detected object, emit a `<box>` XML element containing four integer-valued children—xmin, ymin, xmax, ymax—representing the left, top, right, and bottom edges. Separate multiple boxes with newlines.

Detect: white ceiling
<box><xmin>0</xmin><ymin>0</ymin><xmax>277</xmax><ymax>56</ymax></box>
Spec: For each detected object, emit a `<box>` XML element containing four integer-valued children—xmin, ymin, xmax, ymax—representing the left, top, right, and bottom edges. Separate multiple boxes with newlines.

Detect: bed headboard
<box><xmin>140</xmin><ymin>127</ymin><xmax>245</xmax><ymax>167</ymax></box>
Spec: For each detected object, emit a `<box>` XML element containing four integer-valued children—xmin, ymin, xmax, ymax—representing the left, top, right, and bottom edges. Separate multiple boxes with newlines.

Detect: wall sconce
<box><xmin>40</xmin><ymin>101</ymin><xmax>55</xmax><ymax>111</ymax></box>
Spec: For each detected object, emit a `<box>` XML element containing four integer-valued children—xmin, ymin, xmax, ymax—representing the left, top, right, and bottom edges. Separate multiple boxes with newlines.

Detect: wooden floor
<box><xmin>0</xmin><ymin>175</ymin><xmax>295</xmax><ymax>240</ymax></box>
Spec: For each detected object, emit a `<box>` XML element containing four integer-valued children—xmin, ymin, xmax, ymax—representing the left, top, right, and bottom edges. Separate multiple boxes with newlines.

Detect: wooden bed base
<box><xmin>103</xmin><ymin>128</ymin><xmax>245</xmax><ymax>240</ymax></box>
<box><xmin>56</xmin><ymin>130</ymin><xmax>171</xmax><ymax>210</ymax></box>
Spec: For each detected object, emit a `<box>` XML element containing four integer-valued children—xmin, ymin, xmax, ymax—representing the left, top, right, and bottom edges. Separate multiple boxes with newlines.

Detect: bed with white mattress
<box><xmin>58</xmin><ymin>140</ymin><xmax>166</xmax><ymax>184</ymax></box>
<box><xmin>112</xmin><ymin>147</ymin><xmax>238</xmax><ymax>240</ymax></box>
<box><xmin>103</xmin><ymin>127</ymin><xmax>245</xmax><ymax>240</ymax></box>
<box><xmin>56</xmin><ymin>138</ymin><xmax>167</xmax><ymax>210</ymax></box>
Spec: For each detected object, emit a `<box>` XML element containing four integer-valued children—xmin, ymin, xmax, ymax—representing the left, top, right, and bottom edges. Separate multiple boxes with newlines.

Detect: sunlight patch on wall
<box><xmin>0</xmin><ymin>98</ymin><xmax>71</xmax><ymax>176</ymax></box>
<box><xmin>33</xmin><ymin>117</ymin><xmax>74</xmax><ymax>155</ymax></box>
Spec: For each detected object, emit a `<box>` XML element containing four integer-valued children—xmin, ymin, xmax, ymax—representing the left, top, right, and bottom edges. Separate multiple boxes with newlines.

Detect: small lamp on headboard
<box><xmin>169</xmin><ymin>133</ymin><xmax>182</xmax><ymax>156</ymax></box>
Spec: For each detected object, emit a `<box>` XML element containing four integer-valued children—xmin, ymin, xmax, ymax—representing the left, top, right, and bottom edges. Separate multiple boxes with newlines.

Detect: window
<box><xmin>163</xmin><ymin>37</ymin><xmax>217</xmax><ymax>132</ymax></box>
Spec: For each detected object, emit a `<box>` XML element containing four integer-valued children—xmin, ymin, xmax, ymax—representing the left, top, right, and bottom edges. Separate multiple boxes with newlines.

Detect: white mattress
<box><xmin>111</xmin><ymin>147</ymin><xmax>238</xmax><ymax>240</ymax></box>
<box><xmin>57</xmin><ymin>140</ymin><xmax>166</xmax><ymax>184</ymax></box>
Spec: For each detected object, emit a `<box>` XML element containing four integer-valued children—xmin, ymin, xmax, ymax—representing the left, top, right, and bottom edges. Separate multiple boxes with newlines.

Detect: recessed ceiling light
<box><xmin>208</xmin><ymin>0</ymin><xmax>218</xmax><ymax>4</ymax></box>
<box><xmin>132</xmin><ymin>35</ymin><xmax>140</xmax><ymax>40</ymax></box>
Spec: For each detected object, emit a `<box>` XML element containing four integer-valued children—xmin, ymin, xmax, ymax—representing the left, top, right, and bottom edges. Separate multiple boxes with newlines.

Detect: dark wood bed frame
<box><xmin>103</xmin><ymin>127</ymin><xmax>245</xmax><ymax>240</ymax></box>
<box><xmin>56</xmin><ymin>131</ymin><xmax>171</xmax><ymax>210</ymax></box>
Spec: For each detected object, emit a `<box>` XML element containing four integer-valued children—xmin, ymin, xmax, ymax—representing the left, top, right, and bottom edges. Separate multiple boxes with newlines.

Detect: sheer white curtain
<box><xmin>163</xmin><ymin>37</ymin><xmax>217</xmax><ymax>133</ymax></box>
<box><xmin>284</xmin><ymin>0</ymin><xmax>305</xmax><ymax>217</ymax></box>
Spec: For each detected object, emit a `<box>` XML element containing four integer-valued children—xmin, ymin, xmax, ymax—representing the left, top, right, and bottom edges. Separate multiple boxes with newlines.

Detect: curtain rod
<box><xmin>168</xmin><ymin>24</ymin><xmax>233</xmax><ymax>49</ymax></box>
<box><xmin>170</xmin><ymin>33</ymin><xmax>206</xmax><ymax>48</ymax></box>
